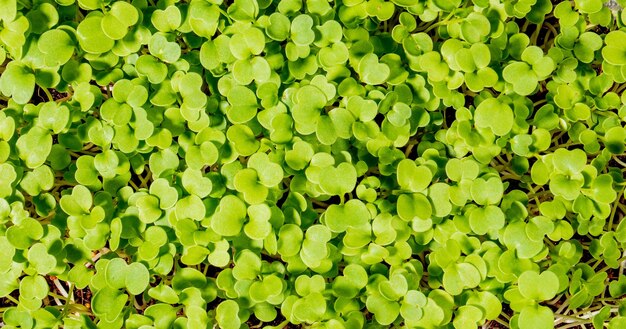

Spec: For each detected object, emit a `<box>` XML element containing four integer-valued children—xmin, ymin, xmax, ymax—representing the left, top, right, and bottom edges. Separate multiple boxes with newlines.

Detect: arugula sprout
<box><xmin>3</xmin><ymin>0</ymin><xmax>626</xmax><ymax>328</ymax></box>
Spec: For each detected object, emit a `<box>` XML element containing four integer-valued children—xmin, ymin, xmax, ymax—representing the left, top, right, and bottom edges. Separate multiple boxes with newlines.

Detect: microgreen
<box><xmin>2</xmin><ymin>0</ymin><xmax>626</xmax><ymax>328</ymax></box>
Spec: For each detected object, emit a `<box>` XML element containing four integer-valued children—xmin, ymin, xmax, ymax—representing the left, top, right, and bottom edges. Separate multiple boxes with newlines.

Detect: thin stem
<box><xmin>558</xmin><ymin>320</ymin><xmax>592</xmax><ymax>329</ymax></box>
<box><xmin>311</xmin><ymin>199</ymin><xmax>329</xmax><ymax>208</ymax></box>
<box><xmin>566</xmin><ymin>305</ymin><xmax>603</xmax><ymax>318</ymax></box>
<box><xmin>545</xmin><ymin>22</ymin><xmax>559</xmax><ymax>39</ymax></box>
<box><xmin>495</xmin><ymin>154</ymin><xmax>509</xmax><ymax>166</ymax></box>
<box><xmin>555</xmin><ymin>297</ymin><xmax>570</xmax><ymax>314</ymax></box>
<box><xmin>521</xmin><ymin>20</ymin><xmax>530</xmax><ymax>33</ymax></box>
<box><xmin>217</xmin><ymin>6</ymin><xmax>233</xmax><ymax>23</ymax></box>
<box><xmin>526</xmin><ymin>190</ymin><xmax>552</xmax><ymax>200</ymax></box>
<box><xmin>501</xmin><ymin>173</ymin><xmax>522</xmax><ymax>181</ymax></box>
<box><xmin>16</xmin><ymin>0</ymin><xmax>31</xmax><ymax>9</ymax></box>
<box><xmin>48</xmin><ymin>292</ymin><xmax>69</xmax><ymax>301</ymax></box>
<box><xmin>55</xmin><ymin>93</ymin><xmax>72</xmax><ymax>103</ymax></box>
<box><xmin>62</xmin><ymin>283</ymin><xmax>75</xmax><ymax>317</ymax></box>
<box><xmin>5</xmin><ymin>295</ymin><xmax>19</xmax><ymax>304</ymax></box>
<box><xmin>404</xmin><ymin>140</ymin><xmax>418</xmax><ymax>158</ymax></box>
<box><xmin>613</xmin><ymin>156</ymin><xmax>626</xmax><ymax>168</ymax></box>
<box><xmin>69</xmin><ymin>150</ymin><xmax>97</xmax><ymax>157</ymax></box>
<box><xmin>133</xmin><ymin>295</ymin><xmax>145</xmax><ymax>310</ymax></box>
<box><xmin>422</xmin><ymin>18</ymin><xmax>464</xmax><ymax>33</ymax></box>
<box><xmin>492</xmin><ymin>317</ymin><xmax>509</xmax><ymax>327</ymax></box>
<box><xmin>525</xmin><ymin>182</ymin><xmax>542</xmax><ymax>207</ymax></box>
<box><xmin>555</xmin><ymin>314</ymin><xmax>589</xmax><ymax>322</ymax></box>
<box><xmin>271</xmin><ymin>320</ymin><xmax>290</xmax><ymax>329</ymax></box>
<box><xmin>530</xmin><ymin>23</ymin><xmax>543</xmax><ymax>45</ymax></box>
<box><xmin>546</xmin><ymin>293</ymin><xmax>564</xmax><ymax>306</ymax></box>
<box><xmin>81</xmin><ymin>142</ymin><xmax>95</xmax><ymax>151</ymax></box>
<box><xmin>55</xmin><ymin>180</ymin><xmax>76</xmax><ymax>187</ymax></box>
<box><xmin>52</xmin><ymin>279</ymin><xmax>69</xmax><ymax>298</ymax></box>
<box><xmin>541</xmin><ymin>25</ymin><xmax>555</xmax><ymax>49</ymax></box>
<box><xmin>129</xmin><ymin>180</ymin><xmax>140</xmax><ymax>190</ymax></box>
<box><xmin>43</xmin><ymin>88</ymin><xmax>54</xmax><ymax>102</ymax></box>
<box><xmin>551</xmin><ymin>131</ymin><xmax>567</xmax><ymax>144</ymax></box>
<box><xmin>140</xmin><ymin>169</ymin><xmax>153</xmax><ymax>188</ymax></box>
<box><xmin>598</xmin><ymin>256</ymin><xmax>626</xmax><ymax>273</ymax></box>
<box><xmin>50</xmin><ymin>303</ymin><xmax>92</xmax><ymax>314</ymax></box>
<box><xmin>607</xmin><ymin>187</ymin><xmax>624</xmax><ymax>230</ymax></box>
<box><xmin>37</xmin><ymin>211</ymin><xmax>56</xmax><ymax>224</ymax></box>
<box><xmin>545</xmin><ymin>142</ymin><xmax>578</xmax><ymax>152</ymax></box>
<box><xmin>621</xmin><ymin>250</ymin><xmax>626</xmax><ymax>276</ymax></box>
<box><xmin>591</xmin><ymin>259</ymin><xmax>604</xmax><ymax>270</ymax></box>
<box><xmin>594</xmin><ymin>298</ymin><xmax>621</xmax><ymax>303</ymax></box>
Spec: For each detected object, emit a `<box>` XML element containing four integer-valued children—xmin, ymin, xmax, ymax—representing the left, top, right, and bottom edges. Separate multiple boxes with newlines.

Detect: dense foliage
<box><xmin>2</xmin><ymin>0</ymin><xmax>626</xmax><ymax>328</ymax></box>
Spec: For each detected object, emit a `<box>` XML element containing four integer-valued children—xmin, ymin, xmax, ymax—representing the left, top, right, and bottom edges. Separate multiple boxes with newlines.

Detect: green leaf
<box><xmin>443</xmin><ymin>263</ymin><xmax>482</xmax><ymax>295</ymax></box>
<box><xmin>92</xmin><ymin>287</ymin><xmax>128</xmax><ymax>322</ymax></box>
<box><xmin>136</xmin><ymin>55</ymin><xmax>168</xmax><ymax>84</ymax></box>
<box><xmin>278</xmin><ymin>224</ymin><xmax>303</xmax><ymax>257</ymax></box>
<box><xmin>397</xmin><ymin>159</ymin><xmax>432</xmax><ymax>192</ymax></box>
<box><xmin>319</xmin><ymin>162</ymin><xmax>358</xmax><ymax>196</ymax></box>
<box><xmin>175</xmin><ymin>195</ymin><xmax>206</xmax><ymax>221</ymax></box>
<box><xmin>26</xmin><ymin>3</ymin><xmax>58</xmax><ymax>34</ymax></box>
<box><xmin>38</xmin><ymin>102</ymin><xmax>70</xmax><ymax>134</ymax></box>
<box><xmin>0</xmin><ymin>163</ymin><xmax>17</xmax><ymax>198</ymax></box>
<box><xmin>38</xmin><ymin>29</ymin><xmax>75</xmax><ymax>66</ymax></box>
<box><xmin>230</xmin><ymin>27</ymin><xmax>266</xmax><ymax>59</ymax></box>
<box><xmin>216</xmin><ymin>300</ymin><xmax>242</xmax><ymax>329</ymax></box>
<box><xmin>470</xmin><ymin>177</ymin><xmax>504</xmax><ymax>205</ymax></box>
<box><xmin>366</xmin><ymin>294</ymin><xmax>400</xmax><ymax>325</ymax></box>
<box><xmin>291</xmin><ymin>15</ymin><xmax>315</xmax><ymax>46</ymax></box>
<box><xmin>152</xmin><ymin>5</ymin><xmax>182</xmax><ymax>32</ymax></box>
<box><xmin>148</xmin><ymin>284</ymin><xmax>179</xmax><ymax>304</ymax></box>
<box><xmin>20</xmin><ymin>165</ymin><xmax>54</xmax><ymax>196</ymax></box>
<box><xmin>266</xmin><ymin>13</ymin><xmax>290</xmax><ymax>41</ymax></box>
<box><xmin>227</xmin><ymin>86</ymin><xmax>258</xmax><ymax>123</ymax></box>
<box><xmin>125</xmin><ymin>262</ymin><xmax>150</xmax><ymax>295</ymax></box>
<box><xmin>0</xmin><ymin>61</ymin><xmax>35</xmax><ymax>104</ymax></box>
<box><xmin>27</xmin><ymin>243</ymin><xmax>57</xmax><ymax>274</ymax></box>
<box><xmin>518</xmin><ymin>304</ymin><xmax>554</xmax><ymax>329</ymax></box>
<box><xmin>366</xmin><ymin>0</ymin><xmax>395</xmax><ymax>20</ymax></box>
<box><xmin>397</xmin><ymin>193</ymin><xmax>432</xmax><ymax>221</ymax></box>
<box><xmin>474</xmin><ymin>98</ymin><xmax>514</xmax><ymax>136</ymax></box>
<box><xmin>20</xmin><ymin>275</ymin><xmax>49</xmax><ymax>300</ymax></box>
<box><xmin>0</xmin><ymin>0</ymin><xmax>17</xmax><ymax>22</ymax></box>
<box><xmin>16</xmin><ymin>126</ymin><xmax>53</xmax><ymax>169</ymax></box>
<box><xmin>212</xmin><ymin>195</ymin><xmax>247</xmax><ymax>236</ymax></box>
<box><xmin>469</xmin><ymin>205</ymin><xmax>505</xmax><ymax>235</ymax></box>
<box><xmin>149</xmin><ymin>34</ymin><xmax>181</xmax><ymax>63</ymax></box>
<box><xmin>324</xmin><ymin>199</ymin><xmax>370</xmax><ymax>233</ymax></box>
<box><xmin>182</xmin><ymin>169</ymin><xmax>212</xmax><ymax>198</ymax></box>
<box><xmin>105</xmin><ymin>258</ymin><xmax>128</xmax><ymax>290</ymax></box>
<box><xmin>358</xmin><ymin>53</ymin><xmax>390</xmax><ymax>85</ymax></box>
<box><xmin>518</xmin><ymin>270</ymin><xmax>559</xmax><ymax>301</ymax></box>
<box><xmin>228</xmin><ymin>0</ymin><xmax>259</xmax><ymax>22</ymax></box>
<box><xmin>189</xmin><ymin>0</ymin><xmax>221</xmax><ymax>38</ymax></box>
<box><xmin>76</xmin><ymin>15</ymin><xmax>114</xmax><ymax>54</ymax></box>
<box><xmin>248</xmin><ymin>152</ymin><xmax>284</xmax><ymax>187</ymax></box>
